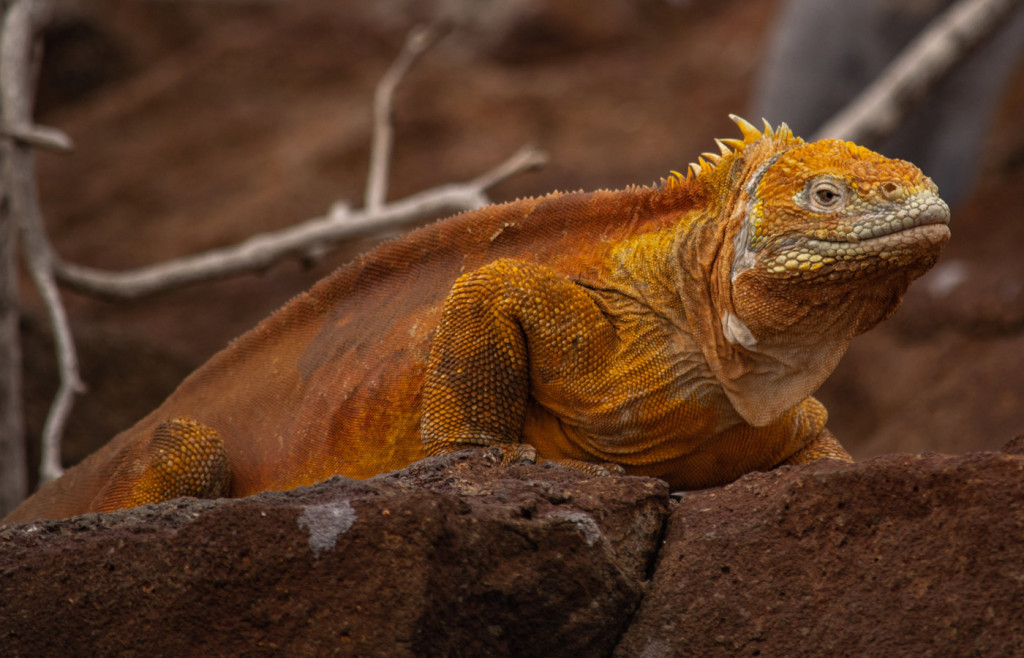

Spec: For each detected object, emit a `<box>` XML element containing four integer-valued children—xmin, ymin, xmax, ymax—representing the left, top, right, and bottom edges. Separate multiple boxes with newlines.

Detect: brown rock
<box><xmin>1002</xmin><ymin>434</ymin><xmax>1024</xmax><ymax>455</ymax></box>
<box><xmin>7</xmin><ymin>449</ymin><xmax>1024</xmax><ymax>656</ymax></box>
<box><xmin>617</xmin><ymin>452</ymin><xmax>1024</xmax><ymax>657</ymax></box>
<box><xmin>0</xmin><ymin>450</ymin><xmax>669</xmax><ymax>656</ymax></box>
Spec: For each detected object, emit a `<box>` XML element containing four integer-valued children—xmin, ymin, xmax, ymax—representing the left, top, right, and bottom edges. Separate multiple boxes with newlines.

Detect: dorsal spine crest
<box><xmin>663</xmin><ymin>114</ymin><xmax>804</xmax><ymax>188</ymax></box>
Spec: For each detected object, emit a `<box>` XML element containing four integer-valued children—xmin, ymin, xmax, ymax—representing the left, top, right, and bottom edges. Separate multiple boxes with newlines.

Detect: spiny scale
<box><xmin>663</xmin><ymin>115</ymin><xmax>804</xmax><ymax>187</ymax></box>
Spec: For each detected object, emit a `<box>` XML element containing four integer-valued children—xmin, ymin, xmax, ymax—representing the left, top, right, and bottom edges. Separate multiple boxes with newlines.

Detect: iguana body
<box><xmin>4</xmin><ymin>117</ymin><xmax>950</xmax><ymax>524</ymax></box>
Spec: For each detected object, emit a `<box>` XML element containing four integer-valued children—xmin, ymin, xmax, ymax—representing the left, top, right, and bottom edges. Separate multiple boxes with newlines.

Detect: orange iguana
<box><xmin>3</xmin><ymin>116</ymin><xmax>950</xmax><ymax>524</ymax></box>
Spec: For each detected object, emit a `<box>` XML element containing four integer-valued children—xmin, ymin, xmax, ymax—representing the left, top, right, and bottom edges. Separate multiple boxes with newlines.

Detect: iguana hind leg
<box><xmin>93</xmin><ymin>418</ymin><xmax>231</xmax><ymax>513</ymax></box>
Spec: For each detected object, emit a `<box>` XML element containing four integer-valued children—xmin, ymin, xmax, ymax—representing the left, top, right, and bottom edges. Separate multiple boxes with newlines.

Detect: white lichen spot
<box><xmin>297</xmin><ymin>501</ymin><xmax>356</xmax><ymax>557</ymax></box>
<box><xmin>637</xmin><ymin>638</ymin><xmax>675</xmax><ymax>658</ymax></box>
<box><xmin>550</xmin><ymin>510</ymin><xmax>602</xmax><ymax>547</ymax></box>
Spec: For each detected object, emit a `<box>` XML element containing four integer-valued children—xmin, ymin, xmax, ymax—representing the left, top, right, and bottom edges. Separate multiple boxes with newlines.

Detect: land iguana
<box><xmin>3</xmin><ymin>116</ymin><xmax>950</xmax><ymax>524</ymax></box>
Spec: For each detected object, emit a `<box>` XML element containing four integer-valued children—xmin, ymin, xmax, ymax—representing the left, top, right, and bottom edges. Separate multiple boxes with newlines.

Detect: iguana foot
<box><xmin>496</xmin><ymin>442</ymin><xmax>539</xmax><ymax>466</ymax></box>
<box><xmin>94</xmin><ymin>418</ymin><xmax>231</xmax><ymax>513</ymax></box>
<box><xmin>482</xmin><ymin>444</ymin><xmax>625</xmax><ymax>477</ymax></box>
<box><xmin>472</xmin><ymin>443</ymin><xmax>626</xmax><ymax>477</ymax></box>
<box><xmin>778</xmin><ymin>427</ymin><xmax>853</xmax><ymax>465</ymax></box>
<box><xmin>542</xmin><ymin>458</ymin><xmax>627</xmax><ymax>477</ymax></box>
<box><xmin>473</xmin><ymin>442</ymin><xmax>538</xmax><ymax>466</ymax></box>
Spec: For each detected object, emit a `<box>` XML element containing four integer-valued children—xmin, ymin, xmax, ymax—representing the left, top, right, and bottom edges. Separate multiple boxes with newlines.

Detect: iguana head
<box><xmin>720</xmin><ymin>116</ymin><xmax>950</xmax><ymax>342</ymax></box>
<box><xmin>673</xmin><ymin>115</ymin><xmax>950</xmax><ymax>426</ymax></box>
<box><xmin>731</xmin><ymin>129</ymin><xmax>948</xmax><ymax>281</ymax></box>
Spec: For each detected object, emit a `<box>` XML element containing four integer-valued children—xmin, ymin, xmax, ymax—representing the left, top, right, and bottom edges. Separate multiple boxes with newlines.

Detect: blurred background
<box><xmin>16</xmin><ymin>0</ymin><xmax>1024</xmax><ymax>488</ymax></box>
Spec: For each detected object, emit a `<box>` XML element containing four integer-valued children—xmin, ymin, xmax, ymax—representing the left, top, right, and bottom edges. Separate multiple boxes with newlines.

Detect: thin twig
<box><xmin>0</xmin><ymin>75</ymin><xmax>26</xmax><ymax>517</ymax></box>
<box><xmin>22</xmin><ymin>231</ymin><xmax>84</xmax><ymax>483</ymax></box>
<box><xmin>0</xmin><ymin>1</ymin><xmax>71</xmax><ymax>154</ymax></box>
<box><xmin>53</xmin><ymin>145</ymin><xmax>547</xmax><ymax>299</ymax></box>
<box><xmin>469</xmin><ymin>145</ymin><xmax>548</xmax><ymax>191</ymax></box>
<box><xmin>0</xmin><ymin>124</ymin><xmax>73</xmax><ymax>152</ymax></box>
<box><xmin>1</xmin><ymin>0</ymin><xmax>82</xmax><ymax>483</ymax></box>
<box><xmin>815</xmin><ymin>0</ymin><xmax>1024</xmax><ymax>145</ymax></box>
<box><xmin>365</xmin><ymin>23</ymin><xmax>448</xmax><ymax>212</ymax></box>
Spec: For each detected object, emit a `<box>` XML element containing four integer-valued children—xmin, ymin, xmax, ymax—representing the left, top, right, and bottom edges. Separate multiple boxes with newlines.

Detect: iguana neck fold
<box><xmin>670</xmin><ymin>136</ymin><xmax>854</xmax><ymax>427</ymax></box>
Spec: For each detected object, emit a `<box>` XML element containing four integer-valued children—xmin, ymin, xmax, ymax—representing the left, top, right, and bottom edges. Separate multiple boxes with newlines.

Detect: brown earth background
<box><xmin>16</xmin><ymin>0</ymin><xmax>1024</xmax><ymax>491</ymax></box>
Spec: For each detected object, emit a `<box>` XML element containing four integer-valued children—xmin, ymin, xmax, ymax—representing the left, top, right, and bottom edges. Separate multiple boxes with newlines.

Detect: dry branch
<box><xmin>0</xmin><ymin>123</ymin><xmax>72</xmax><ymax>151</ymax></box>
<box><xmin>1</xmin><ymin>0</ymin><xmax>80</xmax><ymax>486</ymax></box>
<box><xmin>54</xmin><ymin>145</ymin><xmax>546</xmax><ymax>299</ymax></box>
<box><xmin>51</xmin><ymin>20</ymin><xmax>544</xmax><ymax>299</ymax></box>
<box><xmin>815</xmin><ymin>0</ymin><xmax>1024</xmax><ymax>144</ymax></box>
<box><xmin>365</xmin><ymin>22</ymin><xmax>448</xmax><ymax>212</ymax></box>
<box><xmin>0</xmin><ymin>0</ymin><xmax>25</xmax><ymax>515</ymax></box>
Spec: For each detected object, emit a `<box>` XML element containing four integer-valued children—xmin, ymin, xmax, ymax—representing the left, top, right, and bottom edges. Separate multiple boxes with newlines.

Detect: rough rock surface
<box><xmin>0</xmin><ymin>450</ymin><xmax>669</xmax><ymax>656</ymax></box>
<box><xmin>618</xmin><ymin>450</ymin><xmax>1024</xmax><ymax>658</ymax></box>
<box><xmin>4</xmin><ymin>450</ymin><xmax>1024</xmax><ymax>657</ymax></box>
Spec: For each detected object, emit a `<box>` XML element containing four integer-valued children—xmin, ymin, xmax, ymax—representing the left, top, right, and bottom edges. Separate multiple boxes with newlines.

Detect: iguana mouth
<box><xmin>842</xmin><ymin>221</ymin><xmax>950</xmax><ymax>250</ymax></box>
<box><xmin>765</xmin><ymin>190</ymin><xmax>950</xmax><ymax>274</ymax></box>
<box><xmin>828</xmin><ymin>190</ymin><xmax>950</xmax><ymax>244</ymax></box>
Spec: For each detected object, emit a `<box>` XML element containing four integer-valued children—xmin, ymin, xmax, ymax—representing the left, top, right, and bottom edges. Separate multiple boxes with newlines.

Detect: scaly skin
<box><xmin>3</xmin><ymin>116</ymin><xmax>950</xmax><ymax>524</ymax></box>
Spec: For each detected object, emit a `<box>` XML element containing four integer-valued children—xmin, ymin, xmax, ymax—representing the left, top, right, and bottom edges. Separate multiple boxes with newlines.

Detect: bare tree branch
<box><xmin>0</xmin><ymin>123</ymin><xmax>72</xmax><ymax>152</ymax></box>
<box><xmin>0</xmin><ymin>162</ymin><xmax>23</xmax><ymax>513</ymax></box>
<box><xmin>0</xmin><ymin>0</ymin><xmax>27</xmax><ymax>518</ymax></box>
<box><xmin>815</xmin><ymin>0</ymin><xmax>1024</xmax><ymax>144</ymax></box>
<box><xmin>44</xmin><ymin>22</ymin><xmax>544</xmax><ymax>300</ymax></box>
<box><xmin>1</xmin><ymin>0</ymin><xmax>82</xmax><ymax>484</ymax></box>
<box><xmin>22</xmin><ymin>224</ymin><xmax>84</xmax><ymax>483</ymax></box>
<box><xmin>0</xmin><ymin>183</ymin><xmax>24</xmax><ymax>512</ymax></box>
<box><xmin>53</xmin><ymin>145</ymin><xmax>546</xmax><ymax>299</ymax></box>
<box><xmin>365</xmin><ymin>23</ymin><xmax>448</xmax><ymax>213</ymax></box>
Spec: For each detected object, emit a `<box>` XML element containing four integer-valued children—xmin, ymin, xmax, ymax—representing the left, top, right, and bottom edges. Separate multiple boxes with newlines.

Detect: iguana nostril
<box><xmin>921</xmin><ymin>197</ymin><xmax>951</xmax><ymax>225</ymax></box>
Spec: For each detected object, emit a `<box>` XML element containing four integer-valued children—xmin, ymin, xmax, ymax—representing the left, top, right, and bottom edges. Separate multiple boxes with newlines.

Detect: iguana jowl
<box><xmin>3</xmin><ymin>116</ymin><xmax>950</xmax><ymax>523</ymax></box>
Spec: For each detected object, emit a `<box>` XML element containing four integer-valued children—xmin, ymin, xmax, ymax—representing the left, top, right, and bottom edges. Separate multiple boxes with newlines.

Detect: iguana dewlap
<box><xmin>4</xmin><ymin>116</ymin><xmax>950</xmax><ymax>524</ymax></box>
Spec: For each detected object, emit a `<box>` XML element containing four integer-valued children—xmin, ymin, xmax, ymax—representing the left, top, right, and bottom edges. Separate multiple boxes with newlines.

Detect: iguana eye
<box><xmin>816</xmin><ymin>188</ymin><xmax>838</xmax><ymax>203</ymax></box>
<box><xmin>808</xmin><ymin>179</ymin><xmax>846</xmax><ymax>212</ymax></box>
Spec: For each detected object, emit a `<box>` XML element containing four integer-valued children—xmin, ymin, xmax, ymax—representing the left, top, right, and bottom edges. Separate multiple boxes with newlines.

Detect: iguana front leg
<box><xmin>421</xmin><ymin>258</ymin><xmax>625</xmax><ymax>475</ymax></box>
<box><xmin>421</xmin><ymin>258</ymin><xmax>851</xmax><ymax>483</ymax></box>
<box><xmin>92</xmin><ymin>418</ymin><xmax>231</xmax><ymax>512</ymax></box>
